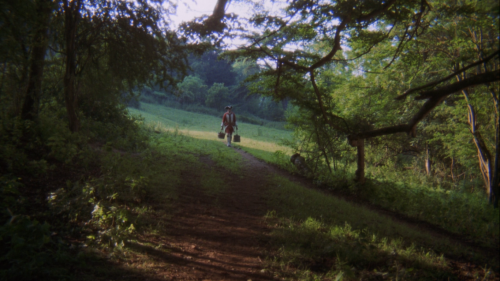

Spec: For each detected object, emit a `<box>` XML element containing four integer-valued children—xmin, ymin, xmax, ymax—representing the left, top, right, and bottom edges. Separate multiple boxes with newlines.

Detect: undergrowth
<box><xmin>0</xmin><ymin>103</ymin><xmax>175</xmax><ymax>280</ymax></box>
<box><xmin>358</xmin><ymin>175</ymin><xmax>500</xmax><ymax>249</ymax></box>
<box><xmin>253</xmin><ymin>142</ymin><xmax>500</xmax><ymax>252</ymax></box>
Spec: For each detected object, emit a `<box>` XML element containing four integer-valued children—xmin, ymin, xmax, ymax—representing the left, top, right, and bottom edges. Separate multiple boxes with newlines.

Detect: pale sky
<box><xmin>169</xmin><ymin>0</ymin><xmax>286</xmax><ymax>27</ymax></box>
<box><xmin>170</xmin><ymin>0</ymin><xmax>249</xmax><ymax>28</ymax></box>
<box><xmin>168</xmin><ymin>0</ymin><xmax>286</xmax><ymax>48</ymax></box>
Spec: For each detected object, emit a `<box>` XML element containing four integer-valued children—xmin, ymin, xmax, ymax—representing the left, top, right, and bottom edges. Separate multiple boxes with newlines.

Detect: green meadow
<box><xmin>128</xmin><ymin>102</ymin><xmax>295</xmax><ymax>161</ymax></box>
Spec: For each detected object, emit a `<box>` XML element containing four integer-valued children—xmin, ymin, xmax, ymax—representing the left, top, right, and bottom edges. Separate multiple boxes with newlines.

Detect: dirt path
<box><xmin>135</xmin><ymin>149</ymin><xmax>279</xmax><ymax>281</ymax></box>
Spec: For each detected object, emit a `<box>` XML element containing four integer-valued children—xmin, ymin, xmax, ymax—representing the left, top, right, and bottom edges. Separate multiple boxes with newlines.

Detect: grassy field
<box><xmin>128</xmin><ymin>102</ymin><xmax>295</xmax><ymax>161</ymax></box>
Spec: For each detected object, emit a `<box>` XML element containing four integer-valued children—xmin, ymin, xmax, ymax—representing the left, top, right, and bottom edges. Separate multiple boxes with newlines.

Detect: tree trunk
<box><xmin>460</xmin><ymin>82</ymin><xmax>493</xmax><ymax>198</ymax></box>
<box><xmin>63</xmin><ymin>0</ymin><xmax>81</xmax><ymax>132</ymax></box>
<box><xmin>489</xmin><ymin>86</ymin><xmax>499</xmax><ymax>207</ymax></box>
<box><xmin>349</xmin><ymin>138</ymin><xmax>365</xmax><ymax>183</ymax></box>
<box><xmin>259</xmin><ymin>96</ymin><xmax>266</xmax><ymax>108</ymax></box>
<box><xmin>21</xmin><ymin>0</ymin><xmax>53</xmax><ymax>121</ymax></box>
<box><xmin>12</xmin><ymin>50</ymin><xmax>30</xmax><ymax>117</ymax></box>
<box><xmin>492</xmin><ymin>109</ymin><xmax>499</xmax><ymax>207</ymax></box>
<box><xmin>425</xmin><ymin>145</ymin><xmax>432</xmax><ymax>176</ymax></box>
<box><xmin>472</xmin><ymin>35</ymin><xmax>499</xmax><ymax>206</ymax></box>
<box><xmin>0</xmin><ymin>62</ymin><xmax>6</xmax><ymax>96</ymax></box>
<box><xmin>282</xmin><ymin>98</ymin><xmax>289</xmax><ymax>111</ymax></box>
<box><xmin>467</xmin><ymin>97</ymin><xmax>492</xmax><ymax>195</ymax></box>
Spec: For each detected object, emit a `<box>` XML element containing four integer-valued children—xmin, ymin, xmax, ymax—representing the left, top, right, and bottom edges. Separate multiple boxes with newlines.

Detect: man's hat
<box><xmin>225</xmin><ymin>105</ymin><xmax>233</xmax><ymax>109</ymax></box>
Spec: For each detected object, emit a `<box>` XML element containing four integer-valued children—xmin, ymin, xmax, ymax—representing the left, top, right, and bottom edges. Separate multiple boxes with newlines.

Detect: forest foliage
<box><xmin>135</xmin><ymin>49</ymin><xmax>289</xmax><ymax>122</ymax></box>
<box><xmin>0</xmin><ymin>0</ymin><xmax>192</xmax><ymax>278</ymax></box>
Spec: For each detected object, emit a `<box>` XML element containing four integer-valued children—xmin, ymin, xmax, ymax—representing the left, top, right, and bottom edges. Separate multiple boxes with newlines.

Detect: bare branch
<box><xmin>415</xmin><ymin>70</ymin><xmax>500</xmax><ymax>100</ymax></box>
<box><xmin>310</xmin><ymin>70</ymin><xmax>330</xmax><ymax>126</ymax></box>
<box><xmin>204</xmin><ymin>0</ymin><xmax>230</xmax><ymax>33</ymax></box>
<box><xmin>349</xmin><ymin>70</ymin><xmax>500</xmax><ymax>143</ymax></box>
<box><xmin>310</xmin><ymin>15</ymin><xmax>350</xmax><ymax>70</ymax></box>
<box><xmin>384</xmin><ymin>25</ymin><xmax>410</xmax><ymax>69</ymax></box>
<box><xmin>348</xmin><ymin>96</ymin><xmax>445</xmax><ymax>140</ymax></box>
<box><xmin>396</xmin><ymin>49</ymin><xmax>500</xmax><ymax>100</ymax></box>
<box><xmin>256</xmin><ymin>0</ymin><xmax>400</xmax><ymax>73</ymax></box>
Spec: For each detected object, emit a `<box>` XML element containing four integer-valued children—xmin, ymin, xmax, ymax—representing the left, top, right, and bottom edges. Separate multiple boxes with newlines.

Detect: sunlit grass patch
<box><xmin>150</xmin><ymin>129</ymin><xmax>242</xmax><ymax>171</ymax></box>
<box><xmin>128</xmin><ymin>103</ymin><xmax>294</xmax><ymax>155</ymax></box>
<box><xmin>262</xmin><ymin>175</ymin><xmax>484</xmax><ymax>280</ymax></box>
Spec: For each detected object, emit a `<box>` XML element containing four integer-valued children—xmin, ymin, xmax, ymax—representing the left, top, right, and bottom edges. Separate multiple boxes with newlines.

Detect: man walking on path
<box><xmin>221</xmin><ymin>105</ymin><xmax>238</xmax><ymax>147</ymax></box>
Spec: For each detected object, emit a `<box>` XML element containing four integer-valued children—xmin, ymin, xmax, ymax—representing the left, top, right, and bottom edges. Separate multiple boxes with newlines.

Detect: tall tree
<box><xmin>20</xmin><ymin>0</ymin><xmax>54</xmax><ymax>121</ymax></box>
<box><xmin>62</xmin><ymin>0</ymin><xmax>81</xmax><ymax>132</ymax></box>
<box><xmin>0</xmin><ymin>0</ymin><xmax>49</xmax><ymax>117</ymax></box>
<box><xmin>55</xmin><ymin>0</ymin><xmax>189</xmax><ymax>132</ymax></box>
